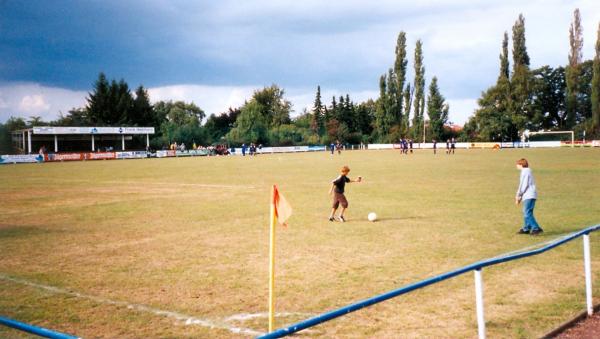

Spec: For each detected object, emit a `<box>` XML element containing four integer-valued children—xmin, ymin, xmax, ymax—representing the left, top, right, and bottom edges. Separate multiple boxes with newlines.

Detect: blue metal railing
<box><xmin>258</xmin><ymin>224</ymin><xmax>600</xmax><ymax>338</ymax></box>
<box><xmin>0</xmin><ymin>316</ymin><xmax>79</xmax><ymax>339</ymax></box>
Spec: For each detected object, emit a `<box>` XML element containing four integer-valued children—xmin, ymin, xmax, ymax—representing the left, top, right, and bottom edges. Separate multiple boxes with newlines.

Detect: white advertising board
<box><xmin>33</xmin><ymin>126</ymin><xmax>155</xmax><ymax>135</ymax></box>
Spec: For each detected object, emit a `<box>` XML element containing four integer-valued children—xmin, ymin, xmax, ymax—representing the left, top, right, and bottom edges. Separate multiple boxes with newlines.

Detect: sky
<box><xmin>1</xmin><ymin>0</ymin><xmax>600</xmax><ymax>125</ymax></box>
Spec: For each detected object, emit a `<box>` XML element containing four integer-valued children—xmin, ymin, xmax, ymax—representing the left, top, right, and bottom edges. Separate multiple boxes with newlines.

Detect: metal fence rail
<box><xmin>0</xmin><ymin>316</ymin><xmax>78</xmax><ymax>339</ymax></box>
<box><xmin>258</xmin><ymin>224</ymin><xmax>600</xmax><ymax>339</ymax></box>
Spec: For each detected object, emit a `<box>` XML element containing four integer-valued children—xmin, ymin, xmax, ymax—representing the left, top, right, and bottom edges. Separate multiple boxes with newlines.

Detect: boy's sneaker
<box><xmin>339</xmin><ymin>216</ymin><xmax>345</xmax><ymax>223</ymax></box>
<box><xmin>517</xmin><ymin>229</ymin><xmax>529</xmax><ymax>235</ymax></box>
<box><xmin>329</xmin><ymin>217</ymin><xmax>335</xmax><ymax>222</ymax></box>
<box><xmin>530</xmin><ymin>229</ymin><xmax>544</xmax><ymax>235</ymax></box>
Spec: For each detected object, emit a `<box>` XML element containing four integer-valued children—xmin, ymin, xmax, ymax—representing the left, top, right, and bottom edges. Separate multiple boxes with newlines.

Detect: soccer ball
<box><xmin>368</xmin><ymin>212</ymin><xmax>377</xmax><ymax>222</ymax></box>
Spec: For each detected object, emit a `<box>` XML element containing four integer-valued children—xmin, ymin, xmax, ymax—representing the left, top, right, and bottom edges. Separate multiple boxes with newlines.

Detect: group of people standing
<box><xmin>329</xmin><ymin>140</ymin><xmax>343</xmax><ymax>155</ymax></box>
<box><xmin>396</xmin><ymin>137</ymin><xmax>456</xmax><ymax>154</ymax></box>
<box><xmin>241</xmin><ymin>143</ymin><xmax>261</xmax><ymax>156</ymax></box>
<box><xmin>398</xmin><ymin>138</ymin><xmax>414</xmax><ymax>154</ymax></box>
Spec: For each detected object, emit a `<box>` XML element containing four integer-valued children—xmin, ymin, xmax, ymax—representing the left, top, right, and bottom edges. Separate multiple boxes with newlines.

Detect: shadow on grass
<box><xmin>373</xmin><ymin>216</ymin><xmax>423</xmax><ymax>222</ymax></box>
<box><xmin>0</xmin><ymin>225</ymin><xmax>62</xmax><ymax>239</ymax></box>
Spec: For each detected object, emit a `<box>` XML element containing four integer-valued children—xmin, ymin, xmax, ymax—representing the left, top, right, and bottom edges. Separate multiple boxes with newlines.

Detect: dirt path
<box><xmin>553</xmin><ymin>312</ymin><xmax>600</xmax><ymax>339</ymax></box>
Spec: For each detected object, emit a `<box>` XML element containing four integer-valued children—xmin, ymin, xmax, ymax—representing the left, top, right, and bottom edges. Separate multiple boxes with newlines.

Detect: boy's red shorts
<box><xmin>332</xmin><ymin>192</ymin><xmax>348</xmax><ymax>208</ymax></box>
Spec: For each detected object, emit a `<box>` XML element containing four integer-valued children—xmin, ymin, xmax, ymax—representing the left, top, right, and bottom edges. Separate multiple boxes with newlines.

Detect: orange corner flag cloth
<box><xmin>273</xmin><ymin>185</ymin><xmax>292</xmax><ymax>226</ymax></box>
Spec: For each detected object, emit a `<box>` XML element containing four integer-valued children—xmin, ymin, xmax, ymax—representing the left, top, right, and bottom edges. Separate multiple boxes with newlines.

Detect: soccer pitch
<box><xmin>1</xmin><ymin>148</ymin><xmax>599</xmax><ymax>338</ymax></box>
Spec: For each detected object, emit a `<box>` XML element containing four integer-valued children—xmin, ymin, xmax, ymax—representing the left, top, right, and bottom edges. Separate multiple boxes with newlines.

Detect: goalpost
<box><xmin>522</xmin><ymin>130</ymin><xmax>574</xmax><ymax>148</ymax></box>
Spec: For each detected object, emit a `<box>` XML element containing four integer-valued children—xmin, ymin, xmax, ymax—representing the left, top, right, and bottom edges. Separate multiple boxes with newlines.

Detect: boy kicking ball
<box><xmin>329</xmin><ymin>165</ymin><xmax>362</xmax><ymax>222</ymax></box>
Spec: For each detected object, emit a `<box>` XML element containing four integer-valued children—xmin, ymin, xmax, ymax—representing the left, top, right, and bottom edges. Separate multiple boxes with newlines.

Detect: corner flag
<box><xmin>268</xmin><ymin>185</ymin><xmax>292</xmax><ymax>332</ymax></box>
<box><xmin>273</xmin><ymin>185</ymin><xmax>292</xmax><ymax>226</ymax></box>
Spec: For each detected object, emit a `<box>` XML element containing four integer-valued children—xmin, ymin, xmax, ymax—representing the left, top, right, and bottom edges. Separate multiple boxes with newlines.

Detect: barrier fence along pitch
<box><xmin>258</xmin><ymin>224</ymin><xmax>600</xmax><ymax>339</ymax></box>
<box><xmin>0</xmin><ymin>316</ymin><xmax>78</xmax><ymax>339</ymax></box>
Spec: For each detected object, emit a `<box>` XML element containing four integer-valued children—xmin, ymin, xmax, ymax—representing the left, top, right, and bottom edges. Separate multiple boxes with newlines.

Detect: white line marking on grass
<box><xmin>0</xmin><ymin>273</ymin><xmax>262</xmax><ymax>336</ymax></box>
<box><xmin>115</xmin><ymin>181</ymin><xmax>258</xmax><ymax>190</ymax></box>
<box><xmin>224</xmin><ymin>312</ymin><xmax>314</xmax><ymax>322</ymax></box>
<box><xmin>24</xmin><ymin>178</ymin><xmax>257</xmax><ymax>190</ymax></box>
<box><xmin>488</xmin><ymin>233</ymin><xmax>573</xmax><ymax>260</ymax></box>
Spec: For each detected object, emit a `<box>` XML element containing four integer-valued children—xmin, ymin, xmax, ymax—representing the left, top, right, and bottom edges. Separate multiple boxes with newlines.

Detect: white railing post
<box><xmin>584</xmin><ymin>234</ymin><xmax>593</xmax><ymax>316</ymax></box>
<box><xmin>474</xmin><ymin>268</ymin><xmax>486</xmax><ymax>339</ymax></box>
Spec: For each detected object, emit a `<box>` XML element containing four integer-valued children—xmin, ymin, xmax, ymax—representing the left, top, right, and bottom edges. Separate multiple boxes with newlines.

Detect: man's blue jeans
<box><xmin>522</xmin><ymin>199</ymin><xmax>542</xmax><ymax>231</ymax></box>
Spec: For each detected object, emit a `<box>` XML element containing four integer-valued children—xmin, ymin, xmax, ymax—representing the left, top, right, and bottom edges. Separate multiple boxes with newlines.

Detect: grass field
<box><xmin>1</xmin><ymin>148</ymin><xmax>600</xmax><ymax>338</ymax></box>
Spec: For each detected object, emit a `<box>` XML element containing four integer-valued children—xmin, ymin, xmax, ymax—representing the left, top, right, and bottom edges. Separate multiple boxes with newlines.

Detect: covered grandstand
<box><xmin>12</xmin><ymin>126</ymin><xmax>155</xmax><ymax>154</ymax></box>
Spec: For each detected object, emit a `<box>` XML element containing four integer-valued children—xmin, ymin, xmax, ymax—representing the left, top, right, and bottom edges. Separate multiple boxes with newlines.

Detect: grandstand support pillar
<box><xmin>122</xmin><ymin>134</ymin><xmax>125</xmax><ymax>151</ymax></box>
<box><xmin>27</xmin><ymin>130</ymin><xmax>32</xmax><ymax>154</ymax></box>
<box><xmin>584</xmin><ymin>234</ymin><xmax>593</xmax><ymax>316</ymax></box>
<box><xmin>474</xmin><ymin>269</ymin><xmax>486</xmax><ymax>339</ymax></box>
<box><xmin>91</xmin><ymin>135</ymin><xmax>95</xmax><ymax>151</ymax></box>
<box><xmin>146</xmin><ymin>134</ymin><xmax>149</xmax><ymax>149</ymax></box>
<box><xmin>54</xmin><ymin>135</ymin><xmax>58</xmax><ymax>152</ymax></box>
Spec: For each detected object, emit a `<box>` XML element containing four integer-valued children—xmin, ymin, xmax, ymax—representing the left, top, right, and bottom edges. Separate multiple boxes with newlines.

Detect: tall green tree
<box><xmin>497</xmin><ymin>31</ymin><xmax>513</xmax><ymax>134</ymax></box>
<box><xmin>386</xmin><ymin>68</ymin><xmax>399</xmax><ymax>129</ymax></box>
<box><xmin>227</xmin><ymin>101</ymin><xmax>269</xmax><ymax>145</ymax></box>
<box><xmin>531</xmin><ymin>66</ymin><xmax>566</xmax><ymax>129</ymax></box>
<box><xmin>343</xmin><ymin>93</ymin><xmax>356</xmax><ymax>132</ymax></box>
<box><xmin>227</xmin><ymin>84</ymin><xmax>292</xmax><ymax>145</ymax></box>
<box><xmin>86</xmin><ymin>73</ymin><xmax>137</xmax><ymax>126</ymax></box>
<box><xmin>112</xmin><ymin>79</ymin><xmax>133</xmax><ymax>125</ymax></box>
<box><xmin>402</xmin><ymin>83</ymin><xmax>412</xmax><ymax>134</ymax></box>
<box><xmin>510</xmin><ymin>13</ymin><xmax>532</xmax><ymax>134</ymax></box>
<box><xmin>566</xmin><ymin>8</ymin><xmax>583</xmax><ymax>128</ymax></box>
<box><xmin>374</xmin><ymin>75</ymin><xmax>389</xmax><ymax>140</ymax></box>
<box><xmin>426</xmin><ymin>77</ymin><xmax>449</xmax><ymax>141</ymax></box>
<box><xmin>471</xmin><ymin>84</ymin><xmax>514</xmax><ymax>141</ymax></box>
<box><xmin>467</xmin><ymin>32</ymin><xmax>515</xmax><ymax>141</ymax></box>
<box><xmin>311</xmin><ymin>85</ymin><xmax>324</xmax><ymax>135</ymax></box>
<box><xmin>251</xmin><ymin>85</ymin><xmax>292</xmax><ymax>127</ymax></box>
<box><xmin>500</xmin><ymin>32</ymin><xmax>510</xmax><ymax>80</ymax></box>
<box><xmin>592</xmin><ymin>22</ymin><xmax>600</xmax><ymax>132</ymax></box>
<box><xmin>204</xmin><ymin>108</ymin><xmax>241</xmax><ymax>143</ymax></box>
<box><xmin>0</xmin><ymin>117</ymin><xmax>27</xmax><ymax>153</ymax></box>
<box><xmin>412</xmin><ymin>40</ymin><xmax>425</xmax><ymax>140</ymax></box>
<box><xmin>355</xmin><ymin>100</ymin><xmax>375</xmax><ymax>138</ymax></box>
<box><xmin>393</xmin><ymin>32</ymin><xmax>408</xmax><ymax>124</ymax></box>
<box><xmin>131</xmin><ymin>86</ymin><xmax>156</xmax><ymax>127</ymax></box>
<box><xmin>86</xmin><ymin>72</ymin><xmax>111</xmax><ymax>125</ymax></box>
<box><xmin>155</xmin><ymin>101</ymin><xmax>206</xmax><ymax>147</ymax></box>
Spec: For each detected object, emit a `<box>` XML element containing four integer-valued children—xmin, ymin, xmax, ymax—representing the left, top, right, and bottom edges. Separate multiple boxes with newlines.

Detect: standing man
<box><xmin>330</xmin><ymin>141</ymin><xmax>335</xmax><ymax>155</ymax></box>
<box><xmin>242</xmin><ymin>143</ymin><xmax>247</xmax><ymax>156</ymax></box>
<box><xmin>432</xmin><ymin>139</ymin><xmax>437</xmax><ymax>154</ymax></box>
<box><xmin>450</xmin><ymin>138</ymin><xmax>456</xmax><ymax>154</ymax></box>
<box><xmin>409</xmin><ymin>139</ymin><xmax>413</xmax><ymax>154</ymax></box>
<box><xmin>515</xmin><ymin>158</ymin><xmax>543</xmax><ymax>235</ymax></box>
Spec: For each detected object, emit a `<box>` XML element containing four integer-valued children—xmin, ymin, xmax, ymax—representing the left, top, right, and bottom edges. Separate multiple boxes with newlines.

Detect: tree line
<box><xmin>1</xmin><ymin>29</ymin><xmax>455</xmax><ymax>152</ymax></box>
<box><xmin>463</xmin><ymin>10</ymin><xmax>600</xmax><ymax>141</ymax></box>
<box><xmin>308</xmin><ymin>32</ymin><xmax>453</xmax><ymax>145</ymax></box>
<box><xmin>2</xmin><ymin>9</ymin><xmax>599</xmax><ymax>154</ymax></box>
